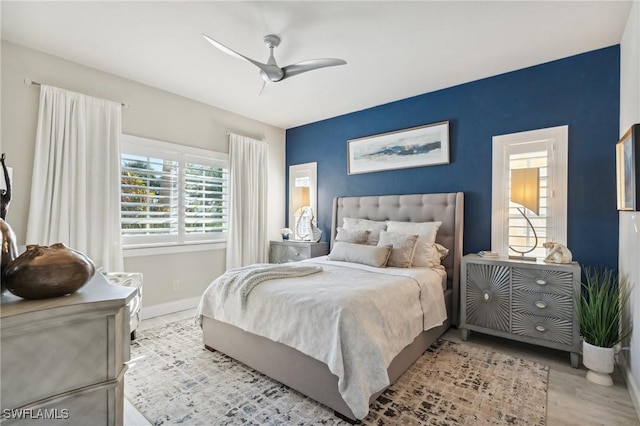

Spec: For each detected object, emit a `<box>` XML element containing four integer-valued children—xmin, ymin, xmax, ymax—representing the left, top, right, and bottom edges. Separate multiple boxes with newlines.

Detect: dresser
<box><xmin>1</xmin><ymin>274</ymin><xmax>135</xmax><ymax>425</ymax></box>
<box><xmin>460</xmin><ymin>254</ymin><xmax>581</xmax><ymax>368</ymax></box>
<box><xmin>269</xmin><ymin>240</ymin><xmax>329</xmax><ymax>263</ymax></box>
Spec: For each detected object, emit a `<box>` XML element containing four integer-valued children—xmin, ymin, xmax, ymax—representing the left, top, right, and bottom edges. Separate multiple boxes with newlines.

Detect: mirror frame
<box><xmin>288</xmin><ymin>162</ymin><xmax>317</xmax><ymax>240</ymax></box>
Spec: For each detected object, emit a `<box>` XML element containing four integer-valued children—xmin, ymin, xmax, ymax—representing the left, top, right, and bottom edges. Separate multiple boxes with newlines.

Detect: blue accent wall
<box><xmin>286</xmin><ymin>46</ymin><xmax>620</xmax><ymax>269</ymax></box>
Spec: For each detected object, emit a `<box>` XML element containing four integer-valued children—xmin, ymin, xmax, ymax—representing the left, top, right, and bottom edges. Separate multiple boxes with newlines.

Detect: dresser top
<box><xmin>463</xmin><ymin>253</ymin><xmax>580</xmax><ymax>269</ymax></box>
<box><xmin>1</xmin><ymin>273</ymin><xmax>135</xmax><ymax>321</ymax></box>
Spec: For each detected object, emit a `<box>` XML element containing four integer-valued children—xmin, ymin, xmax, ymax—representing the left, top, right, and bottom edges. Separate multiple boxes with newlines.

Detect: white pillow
<box><xmin>342</xmin><ymin>218</ymin><xmax>387</xmax><ymax>245</ymax></box>
<box><xmin>420</xmin><ymin>242</ymin><xmax>450</xmax><ymax>268</ymax></box>
<box><xmin>328</xmin><ymin>241</ymin><xmax>392</xmax><ymax>267</ymax></box>
<box><xmin>377</xmin><ymin>231</ymin><xmax>419</xmax><ymax>268</ymax></box>
<box><xmin>386</xmin><ymin>221</ymin><xmax>442</xmax><ymax>267</ymax></box>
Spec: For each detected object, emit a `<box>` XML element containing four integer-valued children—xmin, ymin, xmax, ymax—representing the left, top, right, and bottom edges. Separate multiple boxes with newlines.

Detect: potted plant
<box><xmin>576</xmin><ymin>266</ymin><xmax>632</xmax><ymax>386</ymax></box>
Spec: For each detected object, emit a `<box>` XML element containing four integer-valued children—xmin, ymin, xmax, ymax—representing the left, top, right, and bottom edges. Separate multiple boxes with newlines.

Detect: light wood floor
<box><xmin>126</xmin><ymin>309</ymin><xmax>640</xmax><ymax>425</ymax></box>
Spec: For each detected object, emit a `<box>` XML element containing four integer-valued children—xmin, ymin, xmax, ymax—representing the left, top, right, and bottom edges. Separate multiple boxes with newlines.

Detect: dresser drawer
<box><xmin>512</xmin><ymin>312</ymin><xmax>573</xmax><ymax>346</ymax></box>
<box><xmin>512</xmin><ymin>289</ymin><xmax>573</xmax><ymax>320</ymax></box>
<box><xmin>511</xmin><ymin>267</ymin><xmax>574</xmax><ymax>297</ymax></box>
<box><xmin>1</xmin><ymin>316</ymin><xmax>110</xmax><ymax>410</ymax></box>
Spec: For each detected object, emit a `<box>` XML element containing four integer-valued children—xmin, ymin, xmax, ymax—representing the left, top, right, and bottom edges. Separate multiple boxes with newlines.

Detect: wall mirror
<box><xmin>288</xmin><ymin>162</ymin><xmax>317</xmax><ymax>241</ymax></box>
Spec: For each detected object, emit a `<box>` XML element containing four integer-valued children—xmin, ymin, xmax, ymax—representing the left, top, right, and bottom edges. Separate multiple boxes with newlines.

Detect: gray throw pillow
<box><xmin>377</xmin><ymin>231</ymin><xmax>419</xmax><ymax>268</ymax></box>
<box><xmin>328</xmin><ymin>241</ymin><xmax>392</xmax><ymax>267</ymax></box>
<box><xmin>335</xmin><ymin>227</ymin><xmax>370</xmax><ymax>244</ymax></box>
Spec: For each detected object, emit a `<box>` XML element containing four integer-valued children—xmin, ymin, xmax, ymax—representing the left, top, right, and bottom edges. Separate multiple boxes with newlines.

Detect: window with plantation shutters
<box><xmin>492</xmin><ymin>126</ymin><xmax>568</xmax><ymax>258</ymax></box>
<box><xmin>121</xmin><ymin>135</ymin><xmax>228</xmax><ymax>249</ymax></box>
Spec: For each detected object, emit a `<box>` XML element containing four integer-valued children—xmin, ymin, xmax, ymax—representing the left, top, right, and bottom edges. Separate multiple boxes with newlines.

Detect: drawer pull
<box><xmin>534</xmin><ymin>301</ymin><xmax>547</xmax><ymax>309</ymax></box>
<box><xmin>535</xmin><ymin>324</ymin><xmax>546</xmax><ymax>332</ymax></box>
<box><xmin>482</xmin><ymin>290</ymin><xmax>492</xmax><ymax>302</ymax></box>
<box><xmin>535</xmin><ymin>278</ymin><xmax>547</xmax><ymax>285</ymax></box>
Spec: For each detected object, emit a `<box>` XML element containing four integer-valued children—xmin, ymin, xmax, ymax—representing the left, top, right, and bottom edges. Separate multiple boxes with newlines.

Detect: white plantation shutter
<box><xmin>183</xmin><ymin>155</ymin><xmax>229</xmax><ymax>240</ymax></box>
<box><xmin>121</xmin><ymin>154</ymin><xmax>179</xmax><ymax>244</ymax></box>
<box><xmin>121</xmin><ymin>135</ymin><xmax>228</xmax><ymax>248</ymax></box>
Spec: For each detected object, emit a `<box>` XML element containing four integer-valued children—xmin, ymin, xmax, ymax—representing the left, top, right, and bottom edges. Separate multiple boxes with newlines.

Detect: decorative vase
<box><xmin>4</xmin><ymin>243</ymin><xmax>96</xmax><ymax>299</ymax></box>
<box><xmin>583</xmin><ymin>341</ymin><xmax>615</xmax><ymax>386</ymax></box>
<box><xmin>310</xmin><ymin>222</ymin><xmax>323</xmax><ymax>242</ymax></box>
<box><xmin>0</xmin><ymin>218</ymin><xmax>18</xmax><ymax>296</ymax></box>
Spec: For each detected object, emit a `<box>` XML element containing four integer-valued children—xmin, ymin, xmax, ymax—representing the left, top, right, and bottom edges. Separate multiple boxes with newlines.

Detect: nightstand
<box><xmin>460</xmin><ymin>254</ymin><xmax>581</xmax><ymax>368</ymax></box>
<box><xmin>269</xmin><ymin>240</ymin><xmax>329</xmax><ymax>263</ymax></box>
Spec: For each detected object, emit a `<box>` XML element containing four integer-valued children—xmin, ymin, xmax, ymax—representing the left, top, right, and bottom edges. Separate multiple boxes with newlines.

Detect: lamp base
<box><xmin>509</xmin><ymin>254</ymin><xmax>537</xmax><ymax>262</ymax></box>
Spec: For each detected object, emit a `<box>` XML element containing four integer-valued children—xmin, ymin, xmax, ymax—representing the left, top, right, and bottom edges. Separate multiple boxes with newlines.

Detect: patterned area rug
<box><xmin>125</xmin><ymin>320</ymin><xmax>548</xmax><ymax>425</ymax></box>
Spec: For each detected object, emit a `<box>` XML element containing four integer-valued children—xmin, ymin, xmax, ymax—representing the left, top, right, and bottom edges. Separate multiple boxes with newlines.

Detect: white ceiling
<box><xmin>1</xmin><ymin>1</ymin><xmax>632</xmax><ymax>129</ymax></box>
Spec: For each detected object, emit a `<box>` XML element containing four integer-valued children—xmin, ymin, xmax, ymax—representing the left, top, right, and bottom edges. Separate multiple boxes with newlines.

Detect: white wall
<box><xmin>0</xmin><ymin>40</ymin><xmax>286</xmax><ymax>310</ymax></box>
<box><xmin>619</xmin><ymin>0</ymin><xmax>640</xmax><ymax>415</ymax></box>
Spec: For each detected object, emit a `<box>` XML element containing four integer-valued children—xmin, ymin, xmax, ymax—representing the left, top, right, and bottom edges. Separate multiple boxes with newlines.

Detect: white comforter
<box><xmin>195</xmin><ymin>256</ymin><xmax>447</xmax><ymax>419</ymax></box>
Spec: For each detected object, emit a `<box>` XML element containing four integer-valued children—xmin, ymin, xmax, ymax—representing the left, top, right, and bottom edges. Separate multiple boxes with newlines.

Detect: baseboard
<box><xmin>141</xmin><ymin>296</ymin><xmax>200</xmax><ymax>320</ymax></box>
<box><xmin>617</xmin><ymin>352</ymin><xmax>640</xmax><ymax>420</ymax></box>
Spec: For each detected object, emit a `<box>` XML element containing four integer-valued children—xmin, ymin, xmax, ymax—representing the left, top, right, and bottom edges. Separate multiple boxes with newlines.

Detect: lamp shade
<box><xmin>510</xmin><ymin>168</ymin><xmax>539</xmax><ymax>215</ymax></box>
<box><xmin>294</xmin><ymin>186</ymin><xmax>310</xmax><ymax>209</ymax></box>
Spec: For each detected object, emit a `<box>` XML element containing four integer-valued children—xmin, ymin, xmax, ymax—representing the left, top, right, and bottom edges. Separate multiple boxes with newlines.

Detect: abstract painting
<box><xmin>617</xmin><ymin>124</ymin><xmax>640</xmax><ymax>211</ymax></box>
<box><xmin>347</xmin><ymin>121</ymin><xmax>449</xmax><ymax>174</ymax></box>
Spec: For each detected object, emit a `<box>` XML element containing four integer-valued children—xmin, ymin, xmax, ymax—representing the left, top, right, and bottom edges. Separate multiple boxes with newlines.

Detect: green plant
<box><xmin>576</xmin><ymin>267</ymin><xmax>632</xmax><ymax>348</ymax></box>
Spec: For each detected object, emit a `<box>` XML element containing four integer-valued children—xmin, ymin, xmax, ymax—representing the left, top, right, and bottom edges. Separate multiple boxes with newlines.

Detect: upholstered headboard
<box><xmin>331</xmin><ymin>192</ymin><xmax>464</xmax><ymax>325</ymax></box>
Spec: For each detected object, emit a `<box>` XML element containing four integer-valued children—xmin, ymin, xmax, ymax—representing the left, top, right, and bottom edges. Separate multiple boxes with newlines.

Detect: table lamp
<box><xmin>509</xmin><ymin>167</ymin><xmax>539</xmax><ymax>261</ymax></box>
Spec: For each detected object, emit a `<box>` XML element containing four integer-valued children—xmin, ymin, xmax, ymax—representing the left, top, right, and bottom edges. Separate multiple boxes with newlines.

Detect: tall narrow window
<box><xmin>492</xmin><ymin>126</ymin><xmax>568</xmax><ymax>258</ymax></box>
<box><xmin>121</xmin><ymin>134</ymin><xmax>229</xmax><ymax>248</ymax></box>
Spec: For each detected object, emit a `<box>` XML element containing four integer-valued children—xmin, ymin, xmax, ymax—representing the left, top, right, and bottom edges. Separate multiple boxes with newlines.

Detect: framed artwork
<box><xmin>347</xmin><ymin>121</ymin><xmax>449</xmax><ymax>175</ymax></box>
<box><xmin>616</xmin><ymin>124</ymin><xmax>640</xmax><ymax>211</ymax></box>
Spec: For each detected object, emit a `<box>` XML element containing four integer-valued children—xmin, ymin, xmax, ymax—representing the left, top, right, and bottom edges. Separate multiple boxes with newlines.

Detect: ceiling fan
<box><xmin>202</xmin><ymin>33</ymin><xmax>346</xmax><ymax>90</ymax></box>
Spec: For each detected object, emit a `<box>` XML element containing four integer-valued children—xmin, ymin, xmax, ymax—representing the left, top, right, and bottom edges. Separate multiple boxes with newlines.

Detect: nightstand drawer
<box><xmin>512</xmin><ymin>290</ymin><xmax>573</xmax><ymax>320</ymax></box>
<box><xmin>280</xmin><ymin>244</ymin><xmax>308</xmax><ymax>262</ymax></box>
<box><xmin>269</xmin><ymin>241</ymin><xmax>329</xmax><ymax>263</ymax></box>
<box><xmin>511</xmin><ymin>267</ymin><xmax>574</xmax><ymax>297</ymax></box>
<box><xmin>512</xmin><ymin>312</ymin><xmax>574</xmax><ymax>346</ymax></box>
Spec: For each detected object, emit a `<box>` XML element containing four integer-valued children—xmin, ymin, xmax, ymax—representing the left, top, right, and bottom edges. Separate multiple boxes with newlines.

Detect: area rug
<box><xmin>125</xmin><ymin>320</ymin><xmax>548</xmax><ymax>425</ymax></box>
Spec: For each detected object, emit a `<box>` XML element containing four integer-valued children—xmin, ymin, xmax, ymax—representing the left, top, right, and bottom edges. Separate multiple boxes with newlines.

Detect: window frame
<box><xmin>491</xmin><ymin>125</ymin><xmax>568</xmax><ymax>257</ymax></box>
<box><xmin>120</xmin><ymin>134</ymin><xmax>229</xmax><ymax>256</ymax></box>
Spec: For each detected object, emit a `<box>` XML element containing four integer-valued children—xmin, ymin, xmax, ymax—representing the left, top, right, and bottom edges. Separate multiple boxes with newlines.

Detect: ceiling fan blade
<box><xmin>203</xmin><ymin>34</ymin><xmax>284</xmax><ymax>82</ymax></box>
<box><xmin>203</xmin><ymin>34</ymin><xmax>270</xmax><ymax>72</ymax></box>
<box><xmin>282</xmin><ymin>58</ymin><xmax>347</xmax><ymax>80</ymax></box>
<box><xmin>258</xmin><ymin>80</ymin><xmax>267</xmax><ymax>96</ymax></box>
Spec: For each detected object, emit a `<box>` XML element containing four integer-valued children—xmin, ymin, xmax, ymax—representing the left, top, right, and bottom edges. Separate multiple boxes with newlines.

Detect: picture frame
<box><xmin>347</xmin><ymin>121</ymin><xmax>449</xmax><ymax>175</ymax></box>
<box><xmin>616</xmin><ymin>124</ymin><xmax>640</xmax><ymax>211</ymax></box>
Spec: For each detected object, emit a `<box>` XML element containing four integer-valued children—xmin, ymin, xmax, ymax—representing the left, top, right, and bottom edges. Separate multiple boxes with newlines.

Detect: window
<box><xmin>491</xmin><ymin>126</ymin><xmax>568</xmax><ymax>258</ymax></box>
<box><xmin>121</xmin><ymin>134</ymin><xmax>229</xmax><ymax>249</ymax></box>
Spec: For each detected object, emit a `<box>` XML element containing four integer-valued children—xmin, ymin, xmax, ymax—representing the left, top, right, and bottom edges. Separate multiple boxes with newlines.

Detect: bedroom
<box><xmin>1</xmin><ymin>0</ymin><xmax>639</xmax><ymax>425</ymax></box>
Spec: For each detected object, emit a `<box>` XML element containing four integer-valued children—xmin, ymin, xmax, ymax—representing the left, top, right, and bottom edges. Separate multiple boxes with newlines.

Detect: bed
<box><xmin>197</xmin><ymin>192</ymin><xmax>464</xmax><ymax>422</ymax></box>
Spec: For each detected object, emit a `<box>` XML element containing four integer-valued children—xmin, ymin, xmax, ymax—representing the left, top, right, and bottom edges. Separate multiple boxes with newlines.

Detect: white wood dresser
<box><xmin>1</xmin><ymin>274</ymin><xmax>135</xmax><ymax>425</ymax></box>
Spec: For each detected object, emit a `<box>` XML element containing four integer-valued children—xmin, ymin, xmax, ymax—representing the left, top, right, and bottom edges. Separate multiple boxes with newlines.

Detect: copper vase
<box><xmin>0</xmin><ymin>218</ymin><xmax>18</xmax><ymax>295</ymax></box>
<box><xmin>4</xmin><ymin>243</ymin><xmax>95</xmax><ymax>299</ymax></box>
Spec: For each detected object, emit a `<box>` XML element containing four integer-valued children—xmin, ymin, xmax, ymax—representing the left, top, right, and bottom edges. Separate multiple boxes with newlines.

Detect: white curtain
<box><xmin>26</xmin><ymin>85</ymin><xmax>123</xmax><ymax>272</ymax></box>
<box><xmin>226</xmin><ymin>133</ymin><xmax>268</xmax><ymax>269</ymax></box>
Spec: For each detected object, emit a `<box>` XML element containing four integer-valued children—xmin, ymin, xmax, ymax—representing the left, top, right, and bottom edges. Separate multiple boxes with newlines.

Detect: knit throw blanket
<box><xmin>216</xmin><ymin>263</ymin><xmax>323</xmax><ymax>308</ymax></box>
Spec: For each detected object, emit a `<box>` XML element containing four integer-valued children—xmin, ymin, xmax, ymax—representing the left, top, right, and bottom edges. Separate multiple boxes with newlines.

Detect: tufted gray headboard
<box><xmin>331</xmin><ymin>192</ymin><xmax>464</xmax><ymax>325</ymax></box>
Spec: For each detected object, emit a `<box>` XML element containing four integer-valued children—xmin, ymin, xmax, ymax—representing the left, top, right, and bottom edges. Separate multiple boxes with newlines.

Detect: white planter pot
<box><xmin>582</xmin><ymin>341</ymin><xmax>615</xmax><ymax>386</ymax></box>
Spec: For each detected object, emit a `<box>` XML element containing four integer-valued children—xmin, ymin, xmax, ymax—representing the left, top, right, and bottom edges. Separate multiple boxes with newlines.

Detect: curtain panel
<box><xmin>26</xmin><ymin>85</ymin><xmax>123</xmax><ymax>272</ymax></box>
<box><xmin>226</xmin><ymin>133</ymin><xmax>268</xmax><ymax>269</ymax></box>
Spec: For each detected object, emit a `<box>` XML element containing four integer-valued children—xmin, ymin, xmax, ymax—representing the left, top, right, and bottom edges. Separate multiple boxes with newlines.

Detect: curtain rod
<box><xmin>227</xmin><ymin>131</ymin><xmax>267</xmax><ymax>143</ymax></box>
<box><xmin>24</xmin><ymin>78</ymin><xmax>130</xmax><ymax>109</ymax></box>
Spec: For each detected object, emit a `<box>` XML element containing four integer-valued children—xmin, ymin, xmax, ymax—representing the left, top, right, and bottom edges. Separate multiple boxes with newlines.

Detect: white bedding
<box><xmin>195</xmin><ymin>256</ymin><xmax>447</xmax><ymax>419</ymax></box>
